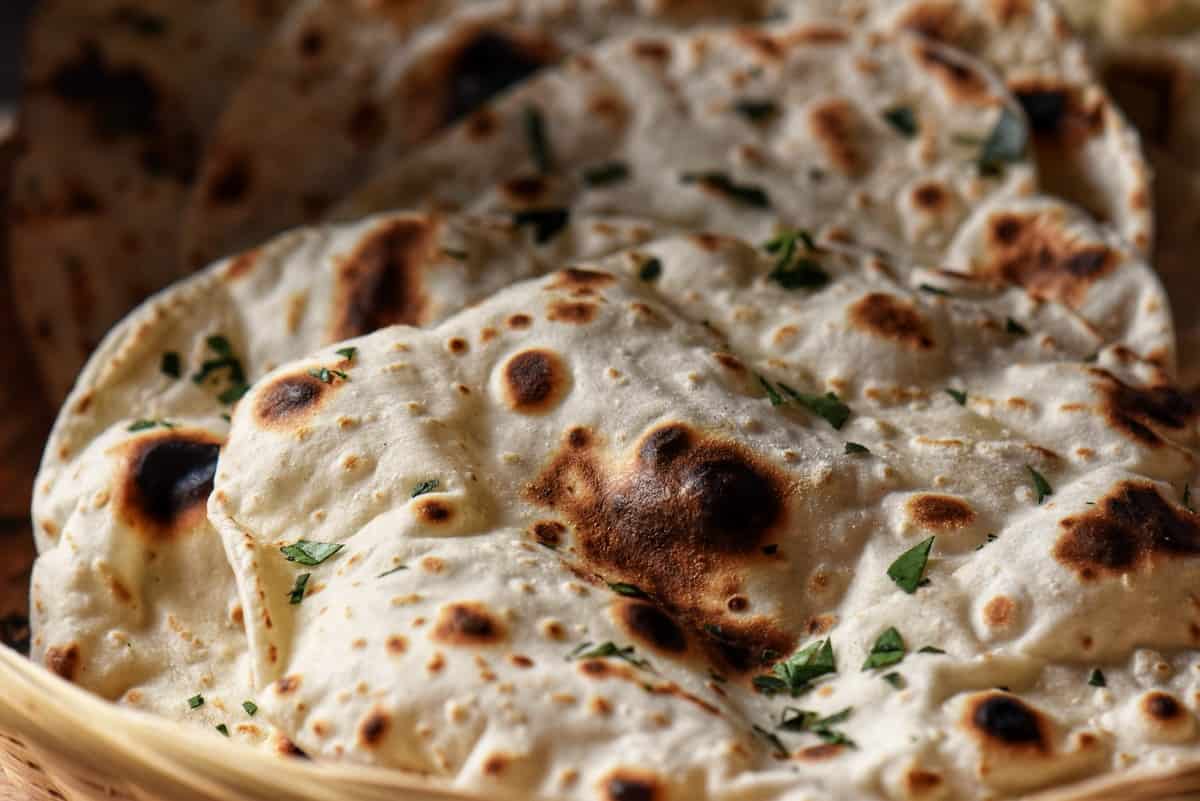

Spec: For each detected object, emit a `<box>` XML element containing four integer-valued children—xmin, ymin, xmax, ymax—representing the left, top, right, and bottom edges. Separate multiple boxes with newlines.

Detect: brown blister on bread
<box><xmin>615</xmin><ymin>600</ymin><xmax>688</xmax><ymax>655</ymax></box>
<box><xmin>115</xmin><ymin>432</ymin><xmax>222</xmax><ymax>542</ymax></box>
<box><xmin>1093</xmin><ymin>369</ymin><xmax>1199</xmax><ymax>448</ymax></box>
<box><xmin>432</xmin><ymin>601</ymin><xmax>507</xmax><ymax>647</ymax></box>
<box><xmin>254</xmin><ymin>373</ymin><xmax>336</xmax><ymax>429</ymax></box>
<box><xmin>329</xmin><ymin>216</ymin><xmax>440</xmax><ymax>341</ymax></box>
<box><xmin>849</xmin><ymin>293</ymin><xmax>937</xmax><ymax>350</ymax></box>
<box><xmin>44</xmin><ymin>642</ymin><xmax>81</xmax><ymax>682</ymax></box>
<box><xmin>908</xmin><ymin>494</ymin><xmax>977</xmax><ymax>529</ymax></box>
<box><xmin>502</xmin><ymin>349</ymin><xmax>571</xmax><ymax>414</ymax></box>
<box><xmin>527</xmin><ymin>423</ymin><xmax>795</xmax><ymax>674</ymax></box>
<box><xmin>1055</xmin><ymin>482</ymin><xmax>1200</xmax><ymax>581</ymax></box>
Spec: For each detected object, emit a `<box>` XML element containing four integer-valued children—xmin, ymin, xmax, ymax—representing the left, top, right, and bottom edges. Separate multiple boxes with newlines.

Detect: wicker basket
<box><xmin>0</xmin><ymin>644</ymin><xmax>1197</xmax><ymax>801</ymax></box>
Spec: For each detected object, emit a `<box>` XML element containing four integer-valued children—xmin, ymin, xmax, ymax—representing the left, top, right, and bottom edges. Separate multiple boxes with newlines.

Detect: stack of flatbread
<box><xmin>10</xmin><ymin>1</ymin><xmax>1200</xmax><ymax>799</ymax></box>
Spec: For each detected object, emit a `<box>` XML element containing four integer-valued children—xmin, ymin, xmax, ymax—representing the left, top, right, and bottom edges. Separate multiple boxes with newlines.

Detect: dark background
<box><xmin>0</xmin><ymin>0</ymin><xmax>37</xmax><ymax>103</ymax></box>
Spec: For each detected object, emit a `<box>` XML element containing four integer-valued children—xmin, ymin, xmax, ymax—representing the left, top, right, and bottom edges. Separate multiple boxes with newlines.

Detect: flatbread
<box><xmin>180</xmin><ymin>0</ymin><xmax>769</xmax><ymax>268</ymax></box>
<box><xmin>184</xmin><ymin>0</ymin><xmax>1152</xmax><ymax>269</ymax></box>
<box><xmin>7</xmin><ymin>0</ymin><xmax>294</xmax><ymax>402</ymax></box>
<box><xmin>28</xmin><ymin>210</ymin><xmax>675</xmax><ymax>748</ymax></box>
<box><xmin>208</xmin><ymin>233</ymin><xmax>1195</xmax><ymax>799</ymax></box>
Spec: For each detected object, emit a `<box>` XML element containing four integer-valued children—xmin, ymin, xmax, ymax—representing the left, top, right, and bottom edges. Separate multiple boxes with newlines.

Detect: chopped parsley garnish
<box><xmin>978</xmin><ymin>107</ymin><xmax>1029</xmax><ymax>176</ymax></box>
<box><xmin>411</xmin><ymin>479</ymin><xmax>440</xmax><ymax>498</ymax></box>
<box><xmin>919</xmin><ymin>283</ymin><xmax>951</xmax><ymax>297</ymax></box>
<box><xmin>734</xmin><ymin>99</ymin><xmax>779</xmax><ymax>123</ymax></box>
<box><xmin>215</xmin><ymin>724</ymin><xmax>230</xmax><ymax>737</ymax></box>
<box><xmin>288</xmin><ymin>573</ymin><xmax>311</xmax><ymax>605</ymax></box>
<box><xmin>583</xmin><ymin>161</ymin><xmax>630</xmax><ymax>187</ymax></box>
<box><xmin>280</xmin><ymin>541</ymin><xmax>344</xmax><ymax>566</ymax></box>
<box><xmin>779</xmin><ymin>383</ymin><xmax>851</xmax><ymax>430</ymax></box>
<box><xmin>377</xmin><ymin>565</ymin><xmax>408</xmax><ymax>578</ymax></box>
<box><xmin>887</xmin><ymin>537</ymin><xmax>934</xmax><ymax>594</ymax></box>
<box><xmin>918</xmin><ymin>646</ymin><xmax>946</xmax><ymax>655</ymax></box>
<box><xmin>1088</xmin><ymin>669</ymin><xmax>1107</xmax><ymax>687</ymax></box>
<box><xmin>608</xmin><ymin>582</ymin><xmax>649</xmax><ymax>599</ymax></box>
<box><xmin>566</xmin><ymin>641</ymin><xmax>653</xmax><ymax>672</ymax></box>
<box><xmin>193</xmin><ymin>335</ymin><xmax>249</xmax><ymax>405</ymax></box>
<box><xmin>1005</xmin><ymin>317</ymin><xmax>1029</xmax><ymax>336</ymax></box>
<box><xmin>764</xmin><ymin>229</ymin><xmax>829</xmax><ymax>290</ymax></box>
<box><xmin>336</xmin><ymin>347</ymin><xmax>357</xmax><ymax>361</ymax></box>
<box><xmin>128</xmin><ymin>419</ymin><xmax>176</xmax><ymax>432</ymax></box>
<box><xmin>753</xmin><ymin>638</ymin><xmax>836</xmax><ymax>696</ymax></box>
<box><xmin>882</xmin><ymin>672</ymin><xmax>905</xmax><ymax>689</ymax></box>
<box><xmin>1027</xmin><ymin>466</ymin><xmax>1053</xmax><ymax>504</ymax></box>
<box><xmin>845</xmin><ymin>442</ymin><xmax>871</xmax><ymax>455</ymax></box>
<box><xmin>883</xmin><ymin>106</ymin><xmax>919</xmax><ymax>138</ymax></box>
<box><xmin>681</xmin><ymin>172</ymin><xmax>771</xmax><ymax>208</ymax></box>
<box><xmin>862</xmin><ymin>627</ymin><xmax>906</xmax><ymax>670</ymax></box>
<box><xmin>514</xmin><ymin>208</ymin><xmax>570</xmax><ymax>244</ymax></box>
<box><xmin>188</xmin><ymin>694</ymin><xmax>204</xmax><ymax>709</ymax></box>
<box><xmin>523</xmin><ymin>106</ymin><xmax>554</xmax><ymax>174</ymax></box>
<box><xmin>945</xmin><ymin>388</ymin><xmax>967</xmax><ymax>406</ymax></box>
<box><xmin>975</xmin><ymin>533</ymin><xmax>999</xmax><ymax>550</ymax></box>
<box><xmin>161</xmin><ymin>351</ymin><xmax>181</xmax><ymax>378</ymax></box>
<box><xmin>778</xmin><ymin>706</ymin><xmax>856</xmax><ymax>748</ymax></box>
<box><xmin>753</xmin><ymin>724</ymin><xmax>790</xmax><ymax>758</ymax></box>
<box><xmin>758</xmin><ymin>374</ymin><xmax>785</xmax><ymax>407</ymax></box>
<box><xmin>308</xmin><ymin>367</ymin><xmax>348</xmax><ymax>384</ymax></box>
<box><xmin>242</xmin><ymin>701</ymin><xmax>258</xmax><ymax>716</ymax></box>
<box><xmin>638</xmin><ymin>257</ymin><xmax>663</xmax><ymax>282</ymax></box>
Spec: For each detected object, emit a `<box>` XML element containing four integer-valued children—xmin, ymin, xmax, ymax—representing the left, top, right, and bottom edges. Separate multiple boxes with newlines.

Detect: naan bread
<box><xmin>208</xmin><ymin>233</ymin><xmax>1196</xmax><ymax>799</ymax></box>
<box><xmin>184</xmin><ymin>0</ymin><xmax>1151</xmax><ymax>269</ymax></box>
<box><xmin>181</xmin><ymin>0</ymin><xmax>769</xmax><ymax>268</ymax></box>
<box><xmin>28</xmin><ymin>211</ymin><xmax>675</xmax><ymax>747</ymax></box>
<box><xmin>7</xmin><ymin>0</ymin><xmax>293</xmax><ymax>402</ymax></box>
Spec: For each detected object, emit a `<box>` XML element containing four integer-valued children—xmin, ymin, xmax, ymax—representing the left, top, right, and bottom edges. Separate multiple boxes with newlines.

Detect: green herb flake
<box><xmin>638</xmin><ymin>257</ymin><xmax>663</xmax><ymax>282</ymax></box>
<box><xmin>523</xmin><ymin>106</ymin><xmax>554</xmax><ymax>174</ymax></box>
<box><xmin>192</xmin><ymin>335</ymin><xmax>247</xmax><ymax>397</ymax></box>
<box><xmin>288</xmin><ymin>573</ymin><xmax>311</xmax><ymax>605</ymax></box>
<box><xmin>757</xmin><ymin>374</ymin><xmax>785</xmax><ymax>407</ymax></box>
<box><xmin>514</xmin><ymin>208</ymin><xmax>570</xmax><ymax>244</ymax></box>
<box><xmin>1005</xmin><ymin>317</ymin><xmax>1029</xmax><ymax>336</ymax></box>
<box><xmin>862</xmin><ymin>627</ymin><xmax>906</xmax><ymax>670</ymax></box>
<box><xmin>978</xmin><ymin>107</ymin><xmax>1029</xmax><ymax>176</ymax></box>
<box><xmin>565</xmin><ymin>641</ymin><xmax>653</xmax><ymax>672</ymax></box>
<box><xmin>681</xmin><ymin>172</ymin><xmax>771</xmax><ymax>209</ymax></box>
<box><xmin>280</xmin><ymin>541</ymin><xmax>344</xmax><ymax>566</ymax></box>
<box><xmin>945</xmin><ymin>388</ymin><xmax>967</xmax><ymax>406</ymax></box>
<box><xmin>882</xmin><ymin>672</ymin><xmax>905</xmax><ymax>689</ymax></box>
<box><xmin>336</xmin><ymin>347</ymin><xmax>357</xmax><ymax>362</ymax></box>
<box><xmin>753</xmin><ymin>724</ymin><xmax>790</xmax><ymax>759</ymax></box>
<box><xmin>765</xmin><ymin>229</ymin><xmax>829</xmax><ymax>291</ymax></box>
<box><xmin>608</xmin><ymin>582</ymin><xmax>649</xmax><ymax>599</ymax></box>
<box><xmin>779</xmin><ymin>383</ymin><xmax>851</xmax><ymax>430</ymax></box>
<box><xmin>583</xmin><ymin>161</ymin><xmax>631</xmax><ymax>187</ymax></box>
<box><xmin>215</xmin><ymin>724</ymin><xmax>230</xmax><ymax>737</ymax></box>
<box><xmin>735</xmin><ymin>99</ymin><xmax>779</xmax><ymax>123</ymax></box>
<box><xmin>883</xmin><ymin>106</ymin><xmax>919</xmax><ymax>138</ymax></box>
<box><xmin>411</xmin><ymin>479</ymin><xmax>440</xmax><ymax>498</ymax></box>
<box><xmin>128</xmin><ymin>419</ymin><xmax>160</xmax><ymax>432</ymax></box>
<box><xmin>918</xmin><ymin>646</ymin><xmax>946</xmax><ymax>655</ymax></box>
<box><xmin>242</xmin><ymin>701</ymin><xmax>258</xmax><ymax>716</ymax></box>
<box><xmin>845</xmin><ymin>442</ymin><xmax>871</xmax><ymax>455</ymax></box>
<box><xmin>887</xmin><ymin>536</ymin><xmax>934</xmax><ymax>594</ymax></box>
<box><xmin>777</xmin><ymin>706</ymin><xmax>856</xmax><ymax>748</ymax></box>
<box><xmin>161</xmin><ymin>351</ymin><xmax>181</xmax><ymax>378</ymax></box>
<box><xmin>919</xmin><ymin>283</ymin><xmax>951</xmax><ymax>297</ymax></box>
<box><xmin>188</xmin><ymin>694</ymin><xmax>204</xmax><ymax>709</ymax></box>
<box><xmin>377</xmin><ymin>565</ymin><xmax>408</xmax><ymax>578</ymax></box>
<box><xmin>1088</xmin><ymin>669</ymin><xmax>1107</xmax><ymax>687</ymax></box>
<box><xmin>218</xmin><ymin>383</ymin><xmax>251</xmax><ymax>405</ymax></box>
<box><xmin>754</xmin><ymin>638</ymin><xmax>836</xmax><ymax>697</ymax></box>
<box><xmin>1027</xmin><ymin>465</ymin><xmax>1053</xmax><ymax>504</ymax></box>
<box><xmin>975</xmin><ymin>533</ymin><xmax>999</xmax><ymax>551</ymax></box>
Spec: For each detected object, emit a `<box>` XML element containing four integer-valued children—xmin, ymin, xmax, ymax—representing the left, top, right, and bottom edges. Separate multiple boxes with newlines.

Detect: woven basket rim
<box><xmin>3</xmin><ymin>645</ymin><xmax>1200</xmax><ymax>801</ymax></box>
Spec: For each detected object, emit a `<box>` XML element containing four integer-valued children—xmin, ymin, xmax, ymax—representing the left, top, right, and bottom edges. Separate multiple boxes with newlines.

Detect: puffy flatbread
<box><xmin>208</xmin><ymin>232</ymin><xmax>1196</xmax><ymax>799</ymax></box>
<box><xmin>184</xmin><ymin>0</ymin><xmax>1152</xmax><ymax>270</ymax></box>
<box><xmin>7</xmin><ymin>0</ymin><xmax>293</xmax><ymax>402</ymax></box>
<box><xmin>180</xmin><ymin>0</ymin><xmax>769</xmax><ymax>269</ymax></box>
<box><xmin>28</xmin><ymin>210</ymin><xmax>675</xmax><ymax>748</ymax></box>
